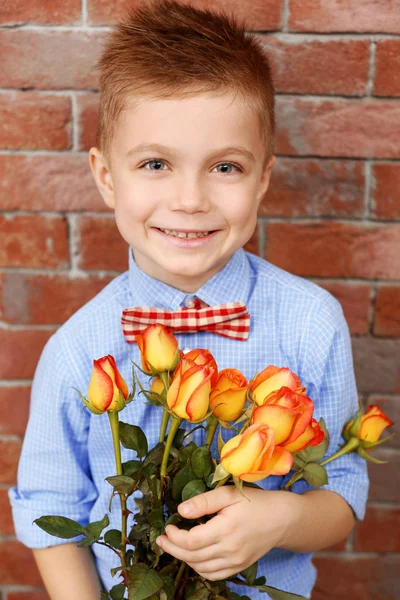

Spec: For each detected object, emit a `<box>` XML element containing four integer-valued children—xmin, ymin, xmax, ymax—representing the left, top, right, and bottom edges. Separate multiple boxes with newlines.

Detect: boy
<box><xmin>9</xmin><ymin>1</ymin><xmax>368</xmax><ymax>598</ymax></box>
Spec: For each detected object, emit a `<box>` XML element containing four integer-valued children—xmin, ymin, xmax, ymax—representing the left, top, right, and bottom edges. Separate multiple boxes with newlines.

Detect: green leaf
<box><xmin>106</xmin><ymin>475</ymin><xmax>136</xmax><ymax>495</ymax></box>
<box><xmin>85</xmin><ymin>514</ymin><xmax>109</xmax><ymax>540</ymax></box>
<box><xmin>240</xmin><ymin>561</ymin><xmax>258</xmax><ymax>585</ymax></box>
<box><xmin>110</xmin><ymin>583</ymin><xmax>126</xmax><ymax>600</ymax></box>
<box><xmin>128</xmin><ymin>564</ymin><xmax>163</xmax><ymax>600</ymax></box>
<box><xmin>144</xmin><ymin>442</ymin><xmax>165</xmax><ymax>467</ymax></box>
<box><xmin>191</xmin><ymin>446</ymin><xmax>213</xmax><ymax>479</ymax></box>
<box><xmin>182</xmin><ymin>479</ymin><xmax>206</xmax><ymax>502</ymax></box>
<box><xmin>172</xmin><ymin>465</ymin><xmax>195</xmax><ymax>500</ymax></box>
<box><xmin>104</xmin><ymin>529</ymin><xmax>123</xmax><ymax>550</ymax></box>
<box><xmin>259</xmin><ymin>585</ymin><xmax>307</xmax><ymax>599</ymax></box>
<box><xmin>100</xmin><ymin>592</ymin><xmax>110</xmax><ymax>600</ymax></box>
<box><xmin>119</xmin><ymin>421</ymin><xmax>148</xmax><ymax>458</ymax></box>
<box><xmin>148</xmin><ymin>506</ymin><xmax>165</xmax><ymax>528</ymax></box>
<box><xmin>33</xmin><ymin>515</ymin><xmax>85</xmax><ymax>539</ymax></box>
<box><xmin>123</xmin><ymin>459</ymin><xmax>143</xmax><ymax>477</ymax></box>
<box><xmin>302</xmin><ymin>463</ymin><xmax>328</xmax><ymax>487</ymax></box>
<box><xmin>179</xmin><ymin>441</ymin><xmax>197</xmax><ymax>464</ymax></box>
<box><xmin>159</xmin><ymin>575</ymin><xmax>175</xmax><ymax>600</ymax></box>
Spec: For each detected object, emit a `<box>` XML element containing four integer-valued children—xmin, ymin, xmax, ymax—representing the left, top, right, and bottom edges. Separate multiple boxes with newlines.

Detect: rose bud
<box><xmin>250</xmin><ymin>365</ymin><xmax>304</xmax><ymax>406</ymax></box>
<box><xmin>166</xmin><ymin>362</ymin><xmax>212</xmax><ymax>422</ymax></box>
<box><xmin>150</xmin><ymin>376</ymin><xmax>165</xmax><ymax>395</ymax></box>
<box><xmin>252</xmin><ymin>387</ymin><xmax>314</xmax><ymax>449</ymax></box>
<box><xmin>183</xmin><ymin>349</ymin><xmax>218</xmax><ymax>389</ymax></box>
<box><xmin>284</xmin><ymin>418</ymin><xmax>324</xmax><ymax>454</ymax></box>
<box><xmin>209</xmin><ymin>368</ymin><xmax>248</xmax><ymax>422</ymax></box>
<box><xmin>344</xmin><ymin>405</ymin><xmax>394</xmax><ymax>444</ymax></box>
<box><xmin>136</xmin><ymin>324</ymin><xmax>180</xmax><ymax>374</ymax></box>
<box><xmin>220</xmin><ymin>423</ymin><xmax>293</xmax><ymax>482</ymax></box>
<box><xmin>86</xmin><ymin>355</ymin><xmax>129</xmax><ymax>414</ymax></box>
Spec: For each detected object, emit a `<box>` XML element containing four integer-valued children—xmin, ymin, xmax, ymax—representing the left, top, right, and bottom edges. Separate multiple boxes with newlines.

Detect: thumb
<box><xmin>178</xmin><ymin>485</ymin><xmax>240</xmax><ymax>519</ymax></box>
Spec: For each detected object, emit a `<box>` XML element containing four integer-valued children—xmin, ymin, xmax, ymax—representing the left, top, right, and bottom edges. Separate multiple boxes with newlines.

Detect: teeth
<box><xmin>159</xmin><ymin>229</ymin><xmax>210</xmax><ymax>238</ymax></box>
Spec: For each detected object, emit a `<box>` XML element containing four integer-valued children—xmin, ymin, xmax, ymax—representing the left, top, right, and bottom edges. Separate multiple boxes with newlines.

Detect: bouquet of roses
<box><xmin>35</xmin><ymin>324</ymin><xmax>394</xmax><ymax>600</ymax></box>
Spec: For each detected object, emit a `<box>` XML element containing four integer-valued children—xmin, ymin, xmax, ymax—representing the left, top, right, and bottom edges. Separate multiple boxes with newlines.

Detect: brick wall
<box><xmin>1</xmin><ymin>0</ymin><xmax>399</xmax><ymax>598</ymax></box>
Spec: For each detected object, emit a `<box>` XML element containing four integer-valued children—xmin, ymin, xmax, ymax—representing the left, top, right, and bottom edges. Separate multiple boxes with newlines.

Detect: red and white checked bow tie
<box><xmin>121</xmin><ymin>298</ymin><xmax>250</xmax><ymax>342</ymax></box>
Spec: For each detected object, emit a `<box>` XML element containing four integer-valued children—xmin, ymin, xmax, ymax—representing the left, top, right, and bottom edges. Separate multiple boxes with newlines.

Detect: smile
<box><xmin>157</xmin><ymin>228</ymin><xmax>213</xmax><ymax>239</ymax></box>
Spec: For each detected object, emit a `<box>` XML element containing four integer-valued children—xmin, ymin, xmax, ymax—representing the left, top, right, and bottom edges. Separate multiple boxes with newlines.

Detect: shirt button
<box><xmin>185</xmin><ymin>296</ymin><xmax>196</xmax><ymax>308</ymax></box>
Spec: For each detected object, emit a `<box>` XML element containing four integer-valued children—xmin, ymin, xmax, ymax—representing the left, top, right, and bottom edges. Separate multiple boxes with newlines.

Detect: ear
<box><xmin>88</xmin><ymin>147</ymin><xmax>115</xmax><ymax>209</ymax></box>
<box><xmin>256</xmin><ymin>155</ymin><xmax>276</xmax><ymax>207</ymax></box>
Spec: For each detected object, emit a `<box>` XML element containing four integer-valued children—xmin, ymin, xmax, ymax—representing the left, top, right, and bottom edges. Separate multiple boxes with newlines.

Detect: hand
<box><xmin>156</xmin><ymin>485</ymin><xmax>296</xmax><ymax>581</ymax></box>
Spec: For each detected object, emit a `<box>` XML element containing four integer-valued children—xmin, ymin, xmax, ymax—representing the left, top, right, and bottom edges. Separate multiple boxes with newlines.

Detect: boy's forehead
<box><xmin>111</xmin><ymin>91</ymin><xmax>267</xmax><ymax>158</ymax></box>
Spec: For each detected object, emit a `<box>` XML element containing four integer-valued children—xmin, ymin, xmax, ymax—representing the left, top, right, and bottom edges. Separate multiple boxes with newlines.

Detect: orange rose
<box><xmin>250</xmin><ymin>366</ymin><xmax>304</xmax><ymax>406</ymax></box>
<box><xmin>220</xmin><ymin>423</ymin><xmax>293</xmax><ymax>482</ymax></box>
<box><xmin>150</xmin><ymin>376</ymin><xmax>165</xmax><ymax>396</ymax></box>
<box><xmin>136</xmin><ymin>324</ymin><xmax>180</xmax><ymax>374</ymax></box>
<box><xmin>284</xmin><ymin>418</ymin><xmax>324</xmax><ymax>453</ymax></box>
<box><xmin>209</xmin><ymin>368</ymin><xmax>248</xmax><ymax>422</ymax></box>
<box><xmin>183</xmin><ymin>349</ymin><xmax>218</xmax><ymax>389</ymax></box>
<box><xmin>166</xmin><ymin>361</ymin><xmax>212</xmax><ymax>422</ymax></box>
<box><xmin>252</xmin><ymin>387</ymin><xmax>314</xmax><ymax>449</ymax></box>
<box><xmin>345</xmin><ymin>405</ymin><xmax>394</xmax><ymax>444</ymax></box>
<box><xmin>86</xmin><ymin>355</ymin><xmax>129</xmax><ymax>413</ymax></box>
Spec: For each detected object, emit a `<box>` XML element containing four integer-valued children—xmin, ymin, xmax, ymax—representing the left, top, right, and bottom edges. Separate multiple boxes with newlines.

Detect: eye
<box><xmin>140</xmin><ymin>159</ymin><xmax>168</xmax><ymax>171</ymax></box>
<box><xmin>213</xmin><ymin>162</ymin><xmax>243</xmax><ymax>174</ymax></box>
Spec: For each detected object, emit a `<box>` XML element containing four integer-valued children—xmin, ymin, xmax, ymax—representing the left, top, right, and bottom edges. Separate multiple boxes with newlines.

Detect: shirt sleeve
<box><xmin>284</xmin><ymin>293</ymin><xmax>369</xmax><ymax>520</ymax></box>
<box><xmin>9</xmin><ymin>331</ymin><xmax>97</xmax><ymax>548</ymax></box>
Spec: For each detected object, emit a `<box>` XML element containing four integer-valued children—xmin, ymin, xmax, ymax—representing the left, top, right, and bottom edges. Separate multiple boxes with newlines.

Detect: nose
<box><xmin>168</xmin><ymin>172</ymin><xmax>210</xmax><ymax>214</ymax></box>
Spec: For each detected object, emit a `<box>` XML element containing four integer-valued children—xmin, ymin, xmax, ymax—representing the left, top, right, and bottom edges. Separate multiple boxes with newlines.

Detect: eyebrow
<box><xmin>126</xmin><ymin>143</ymin><xmax>255</xmax><ymax>162</ymax></box>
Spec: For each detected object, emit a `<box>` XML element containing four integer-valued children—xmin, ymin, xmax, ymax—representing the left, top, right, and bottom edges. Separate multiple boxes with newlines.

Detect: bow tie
<box><xmin>121</xmin><ymin>298</ymin><xmax>250</xmax><ymax>342</ymax></box>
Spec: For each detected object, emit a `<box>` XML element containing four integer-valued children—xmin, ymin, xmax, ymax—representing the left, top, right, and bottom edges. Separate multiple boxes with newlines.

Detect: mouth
<box><xmin>155</xmin><ymin>228</ymin><xmax>217</xmax><ymax>239</ymax></box>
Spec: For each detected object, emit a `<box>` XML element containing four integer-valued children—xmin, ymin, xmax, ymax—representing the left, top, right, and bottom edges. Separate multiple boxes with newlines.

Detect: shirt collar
<box><xmin>127</xmin><ymin>248</ymin><xmax>253</xmax><ymax>309</ymax></box>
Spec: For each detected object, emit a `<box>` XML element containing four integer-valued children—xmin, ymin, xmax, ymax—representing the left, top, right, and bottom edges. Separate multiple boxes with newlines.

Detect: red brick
<box><xmin>276</xmin><ymin>98</ymin><xmax>400</xmax><ymax>159</ymax></box>
<box><xmin>262</xmin><ymin>158</ymin><xmax>365</xmax><ymax>218</ymax></box>
<box><xmin>372</xmin><ymin>163</ymin><xmax>400</xmax><ymax>220</ymax></box>
<box><xmin>76</xmin><ymin>216</ymin><xmax>128</xmax><ymax>271</ymax></box>
<box><xmin>312</xmin><ymin>555</ymin><xmax>392</xmax><ymax>600</ymax></box>
<box><xmin>0</xmin><ymin>440</ymin><xmax>22</xmax><ymax>484</ymax></box>
<box><xmin>374</xmin><ymin>40</ymin><xmax>400</xmax><ymax>97</ymax></box>
<box><xmin>318</xmin><ymin>283</ymin><xmax>371</xmax><ymax>335</ymax></box>
<box><xmin>87</xmin><ymin>0</ymin><xmax>283</xmax><ymax>30</ymax></box>
<box><xmin>0</xmin><ymin>154</ymin><xmax>105</xmax><ymax>212</ymax></box>
<box><xmin>265</xmin><ymin>222</ymin><xmax>400</xmax><ymax>279</ymax></box>
<box><xmin>289</xmin><ymin>0</ymin><xmax>400</xmax><ymax>33</ymax></box>
<box><xmin>0</xmin><ymin>30</ymin><xmax>103</xmax><ymax>90</ymax></box>
<box><xmin>0</xmin><ymin>541</ymin><xmax>43</xmax><ymax>586</ymax></box>
<box><xmin>366</xmin><ymin>395</ymin><xmax>400</xmax><ymax>449</ymax></box>
<box><xmin>0</xmin><ymin>489</ymin><xmax>14</xmax><ymax>535</ymax></box>
<box><xmin>367</xmin><ymin>449</ymin><xmax>400</xmax><ymax>502</ymax></box>
<box><xmin>0</xmin><ymin>93</ymin><xmax>71</xmax><ymax>151</ymax></box>
<box><xmin>0</xmin><ymin>0</ymin><xmax>81</xmax><ymax>25</ymax></box>
<box><xmin>374</xmin><ymin>286</ymin><xmax>400</xmax><ymax>337</ymax></box>
<box><xmin>0</xmin><ymin>273</ymin><xmax>113</xmax><ymax>325</ymax></box>
<box><xmin>352</xmin><ymin>338</ymin><xmax>400</xmax><ymax>395</ymax></box>
<box><xmin>263</xmin><ymin>37</ymin><xmax>369</xmax><ymax>96</ymax></box>
<box><xmin>77</xmin><ymin>92</ymin><xmax>100</xmax><ymax>151</ymax></box>
<box><xmin>0</xmin><ymin>215</ymin><xmax>69</xmax><ymax>269</ymax></box>
<box><xmin>0</xmin><ymin>386</ymin><xmax>30</xmax><ymax>436</ymax></box>
<box><xmin>6</xmin><ymin>592</ymin><xmax>49</xmax><ymax>600</ymax></box>
<box><xmin>354</xmin><ymin>506</ymin><xmax>400</xmax><ymax>552</ymax></box>
<box><xmin>0</xmin><ymin>328</ymin><xmax>55</xmax><ymax>380</ymax></box>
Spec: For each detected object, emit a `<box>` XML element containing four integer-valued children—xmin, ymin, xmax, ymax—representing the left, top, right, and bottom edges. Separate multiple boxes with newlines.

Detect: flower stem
<box><xmin>283</xmin><ymin>437</ymin><xmax>360</xmax><ymax>491</ymax></box>
<box><xmin>108</xmin><ymin>411</ymin><xmax>130</xmax><ymax>584</ymax></box>
<box><xmin>205</xmin><ymin>415</ymin><xmax>219</xmax><ymax>448</ymax></box>
<box><xmin>160</xmin><ymin>417</ymin><xmax>182</xmax><ymax>479</ymax></box>
<box><xmin>174</xmin><ymin>561</ymin><xmax>186</xmax><ymax>590</ymax></box>
<box><xmin>159</xmin><ymin>371</ymin><xmax>171</xmax><ymax>443</ymax></box>
<box><xmin>159</xmin><ymin>409</ymin><xmax>170</xmax><ymax>443</ymax></box>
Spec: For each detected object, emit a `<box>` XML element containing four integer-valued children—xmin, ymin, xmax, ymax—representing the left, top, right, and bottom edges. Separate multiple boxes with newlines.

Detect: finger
<box><xmin>190</xmin><ymin>564</ymin><xmax>240</xmax><ymax>582</ymax></box>
<box><xmin>164</xmin><ymin>518</ymin><xmax>223</xmax><ymax>550</ymax></box>
<box><xmin>178</xmin><ymin>485</ymin><xmax>241</xmax><ymax>520</ymax></box>
<box><xmin>156</xmin><ymin>533</ymin><xmax>220</xmax><ymax>564</ymax></box>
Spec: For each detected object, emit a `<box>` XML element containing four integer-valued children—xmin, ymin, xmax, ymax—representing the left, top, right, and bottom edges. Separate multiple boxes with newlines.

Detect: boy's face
<box><xmin>90</xmin><ymin>91</ymin><xmax>275</xmax><ymax>292</ymax></box>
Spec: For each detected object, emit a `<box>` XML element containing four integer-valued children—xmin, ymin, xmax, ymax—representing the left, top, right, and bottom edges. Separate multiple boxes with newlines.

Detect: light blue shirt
<box><xmin>9</xmin><ymin>248</ymin><xmax>368</xmax><ymax>599</ymax></box>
